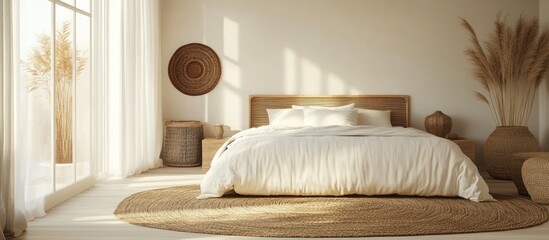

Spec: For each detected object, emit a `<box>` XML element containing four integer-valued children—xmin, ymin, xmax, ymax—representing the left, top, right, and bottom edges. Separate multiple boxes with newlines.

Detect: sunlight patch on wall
<box><xmin>283</xmin><ymin>49</ymin><xmax>350</xmax><ymax>95</ymax></box>
<box><xmin>284</xmin><ymin>48</ymin><xmax>298</xmax><ymax>93</ymax></box>
<box><xmin>349</xmin><ymin>87</ymin><xmax>362</xmax><ymax>95</ymax></box>
<box><xmin>218</xmin><ymin>16</ymin><xmax>244</xmax><ymax>131</ymax></box>
<box><xmin>222</xmin><ymin>87</ymin><xmax>243</xmax><ymax>130</ymax></box>
<box><xmin>223</xmin><ymin>17</ymin><xmax>239</xmax><ymax>62</ymax></box>
<box><xmin>222</xmin><ymin>59</ymin><xmax>241</xmax><ymax>88</ymax></box>
<box><xmin>300</xmin><ymin>58</ymin><xmax>322</xmax><ymax>94</ymax></box>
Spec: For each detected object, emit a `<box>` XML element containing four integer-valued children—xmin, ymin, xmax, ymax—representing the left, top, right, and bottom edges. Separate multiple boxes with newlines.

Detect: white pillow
<box><xmin>291</xmin><ymin>103</ymin><xmax>355</xmax><ymax>110</ymax></box>
<box><xmin>267</xmin><ymin>108</ymin><xmax>304</xmax><ymax>126</ymax></box>
<box><xmin>356</xmin><ymin>108</ymin><xmax>392</xmax><ymax>127</ymax></box>
<box><xmin>303</xmin><ymin>109</ymin><xmax>358</xmax><ymax>127</ymax></box>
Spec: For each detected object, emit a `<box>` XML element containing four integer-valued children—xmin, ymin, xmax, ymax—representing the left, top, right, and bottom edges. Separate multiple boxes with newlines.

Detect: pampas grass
<box><xmin>461</xmin><ymin>14</ymin><xmax>549</xmax><ymax>126</ymax></box>
<box><xmin>24</xmin><ymin>21</ymin><xmax>87</xmax><ymax>164</ymax></box>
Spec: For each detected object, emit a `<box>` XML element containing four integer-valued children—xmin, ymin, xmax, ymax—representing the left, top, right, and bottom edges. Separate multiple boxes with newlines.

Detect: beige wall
<box><xmin>541</xmin><ymin>0</ymin><xmax>549</xmax><ymax>151</ymax></box>
<box><xmin>160</xmin><ymin>0</ymin><xmax>540</xmax><ymax>165</ymax></box>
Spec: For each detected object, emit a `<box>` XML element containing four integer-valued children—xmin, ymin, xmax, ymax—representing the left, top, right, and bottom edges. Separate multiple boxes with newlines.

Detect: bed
<box><xmin>199</xmin><ymin>95</ymin><xmax>494</xmax><ymax>202</ymax></box>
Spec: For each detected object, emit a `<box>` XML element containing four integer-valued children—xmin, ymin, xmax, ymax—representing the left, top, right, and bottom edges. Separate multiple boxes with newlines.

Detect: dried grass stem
<box><xmin>461</xmin><ymin>14</ymin><xmax>549</xmax><ymax>126</ymax></box>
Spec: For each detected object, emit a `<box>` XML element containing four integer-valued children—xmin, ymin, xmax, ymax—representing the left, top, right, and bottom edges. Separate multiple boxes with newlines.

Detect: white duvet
<box><xmin>199</xmin><ymin>125</ymin><xmax>494</xmax><ymax>202</ymax></box>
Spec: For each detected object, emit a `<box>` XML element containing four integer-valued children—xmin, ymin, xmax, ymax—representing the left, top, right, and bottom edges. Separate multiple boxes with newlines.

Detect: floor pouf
<box><xmin>522</xmin><ymin>158</ymin><xmax>549</xmax><ymax>204</ymax></box>
<box><xmin>511</xmin><ymin>152</ymin><xmax>549</xmax><ymax>195</ymax></box>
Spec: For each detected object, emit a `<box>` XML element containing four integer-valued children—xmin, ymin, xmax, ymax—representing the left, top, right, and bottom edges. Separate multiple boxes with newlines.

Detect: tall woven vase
<box><xmin>484</xmin><ymin>126</ymin><xmax>540</xmax><ymax>180</ymax></box>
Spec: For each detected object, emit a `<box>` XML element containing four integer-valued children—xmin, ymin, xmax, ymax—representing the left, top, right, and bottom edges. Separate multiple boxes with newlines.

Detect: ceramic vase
<box><xmin>214</xmin><ymin>125</ymin><xmax>224</xmax><ymax>139</ymax></box>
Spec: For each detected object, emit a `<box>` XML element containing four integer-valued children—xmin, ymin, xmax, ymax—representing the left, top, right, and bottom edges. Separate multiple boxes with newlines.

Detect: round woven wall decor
<box><xmin>168</xmin><ymin>43</ymin><xmax>221</xmax><ymax>96</ymax></box>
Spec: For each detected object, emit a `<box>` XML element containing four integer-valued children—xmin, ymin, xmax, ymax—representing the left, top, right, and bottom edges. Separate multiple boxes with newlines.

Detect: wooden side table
<box><xmin>202</xmin><ymin>137</ymin><xmax>230</xmax><ymax>173</ymax></box>
<box><xmin>452</xmin><ymin>139</ymin><xmax>475</xmax><ymax>163</ymax></box>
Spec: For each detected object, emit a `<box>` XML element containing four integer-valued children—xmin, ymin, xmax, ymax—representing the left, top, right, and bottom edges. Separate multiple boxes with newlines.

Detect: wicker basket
<box><xmin>522</xmin><ymin>158</ymin><xmax>549</xmax><ymax>204</ymax></box>
<box><xmin>160</xmin><ymin>121</ymin><xmax>205</xmax><ymax>167</ymax></box>
<box><xmin>511</xmin><ymin>152</ymin><xmax>549</xmax><ymax>195</ymax></box>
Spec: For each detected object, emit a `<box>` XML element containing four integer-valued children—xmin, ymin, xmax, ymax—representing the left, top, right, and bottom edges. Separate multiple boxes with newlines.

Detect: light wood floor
<box><xmin>18</xmin><ymin>167</ymin><xmax>549</xmax><ymax>240</ymax></box>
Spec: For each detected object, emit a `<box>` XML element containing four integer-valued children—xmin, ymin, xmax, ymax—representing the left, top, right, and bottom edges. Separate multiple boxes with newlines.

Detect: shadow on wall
<box><xmin>542</xmin><ymin>80</ymin><xmax>549</xmax><ymax>151</ymax></box>
<box><xmin>202</xmin><ymin>0</ymin><xmax>430</xmax><ymax>133</ymax></box>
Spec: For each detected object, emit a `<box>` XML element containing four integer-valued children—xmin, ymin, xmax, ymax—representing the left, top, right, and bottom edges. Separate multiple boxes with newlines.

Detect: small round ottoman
<box><xmin>522</xmin><ymin>158</ymin><xmax>549</xmax><ymax>204</ymax></box>
<box><xmin>511</xmin><ymin>152</ymin><xmax>549</xmax><ymax>195</ymax></box>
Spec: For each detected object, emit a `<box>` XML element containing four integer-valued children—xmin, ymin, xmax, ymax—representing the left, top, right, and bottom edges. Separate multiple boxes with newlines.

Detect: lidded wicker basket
<box><xmin>160</xmin><ymin>121</ymin><xmax>205</xmax><ymax>167</ymax></box>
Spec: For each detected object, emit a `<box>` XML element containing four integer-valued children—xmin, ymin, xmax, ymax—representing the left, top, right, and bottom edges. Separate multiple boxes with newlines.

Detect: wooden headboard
<box><xmin>249</xmin><ymin>95</ymin><xmax>410</xmax><ymax>128</ymax></box>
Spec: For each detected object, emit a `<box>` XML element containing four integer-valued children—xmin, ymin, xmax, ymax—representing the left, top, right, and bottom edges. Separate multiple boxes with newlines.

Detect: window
<box><xmin>18</xmin><ymin>0</ymin><xmax>92</xmax><ymax>201</ymax></box>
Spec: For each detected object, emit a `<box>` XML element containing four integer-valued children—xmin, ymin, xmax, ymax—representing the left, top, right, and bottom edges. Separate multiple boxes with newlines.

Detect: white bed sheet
<box><xmin>199</xmin><ymin>125</ymin><xmax>494</xmax><ymax>202</ymax></box>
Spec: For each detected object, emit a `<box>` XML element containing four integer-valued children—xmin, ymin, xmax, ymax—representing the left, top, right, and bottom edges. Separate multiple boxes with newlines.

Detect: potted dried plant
<box><xmin>461</xmin><ymin>14</ymin><xmax>549</xmax><ymax>180</ymax></box>
<box><xmin>24</xmin><ymin>21</ymin><xmax>86</xmax><ymax>164</ymax></box>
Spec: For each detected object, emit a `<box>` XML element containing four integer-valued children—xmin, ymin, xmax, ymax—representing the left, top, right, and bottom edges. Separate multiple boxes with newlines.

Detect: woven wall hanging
<box><xmin>168</xmin><ymin>43</ymin><xmax>221</xmax><ymax>96</ymax></box>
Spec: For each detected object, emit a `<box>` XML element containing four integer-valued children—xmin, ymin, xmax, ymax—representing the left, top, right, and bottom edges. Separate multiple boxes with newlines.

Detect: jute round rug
<box><xmin>114</xmin><ymin>185</ymin><xmax>548</xmax><ymax>238</ymax></box>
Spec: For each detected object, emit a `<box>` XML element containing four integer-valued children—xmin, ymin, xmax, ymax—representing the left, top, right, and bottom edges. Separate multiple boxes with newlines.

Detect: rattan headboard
<box><xmin>249</xmin><ymin>95</ymin><xmax>410</xmax><ymax>128</ymax></box>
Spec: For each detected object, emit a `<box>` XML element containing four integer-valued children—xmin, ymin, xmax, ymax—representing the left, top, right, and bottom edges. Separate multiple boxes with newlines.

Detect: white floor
<box><xmin>18</xmin><ymin>167</ymin><xmax>549</xmax><ymax>240</ymax></box>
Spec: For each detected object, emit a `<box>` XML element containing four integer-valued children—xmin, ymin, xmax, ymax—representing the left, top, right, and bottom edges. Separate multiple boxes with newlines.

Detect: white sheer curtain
<box><xmin>93</xmin><ymin>0</ymin><xmax>163</xmax><ymax>178</ymax></box>
<box><xmin>2</xmin><ymin>0</ymin><xmax>26</xmax><ymax>238</ymax></box>
<box><xmin>2</xmin><ymin>0</ymin><xmax>162</xmax><ymax>237</ymax></box>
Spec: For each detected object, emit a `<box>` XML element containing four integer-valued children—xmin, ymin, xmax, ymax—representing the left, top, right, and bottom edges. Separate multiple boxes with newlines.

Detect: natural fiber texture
<box><xmin>160</xmin><ymin>121</ymin><xmax>204</xmax><ymax>167</ymax></box>
<box><xmin>511</xmin><ymin>152</ymin><xmax>549</xmax><ymax>195</ymax></box>
<box><xmin>461</xmin><ymin>14</ymin><xmax>549</xmax><ymax>126</ymax></box>
<box><xmin>484</xmin><ymin>126</ymin><xmax>540</xmax><ymax>180</ymax></box>
<box><xmin>114</xmin><ymin>185</ymin><xmax>548</xmax><ymax>238</ymax></box>
<box><xmin>249</xmin><ymin>95</ymin><xmax>409</xmax><ymax>128</ymax></box>
<box><xmin>168</xmin><ymin>43</ymin><xmax>221</xmax><ymax>96</ymax></box>
<box><xmin>424</xmin><ymin>111</ymin><xmax>452</xmax><ymax>138</ymax></box>
<box><xmin>523</xmin><ymin>158</ymin><xmax>549</xmax><ymax>204</ymax></box>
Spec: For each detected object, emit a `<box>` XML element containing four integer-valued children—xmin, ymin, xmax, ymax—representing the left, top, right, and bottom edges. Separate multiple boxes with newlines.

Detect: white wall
<box><xmin>541</xmin><ymin>0</ymin><xmax>549</xmax><ymax>151</ymax></box>
<box><xmin>160</xmin><ymin>0</ymin><xmax>540</xmax><ymax>165</ymax></box>
<box><xmin>161</xmin><ymin>0</ymin><xmax>206</xmax><ymax>126</ymax></box>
